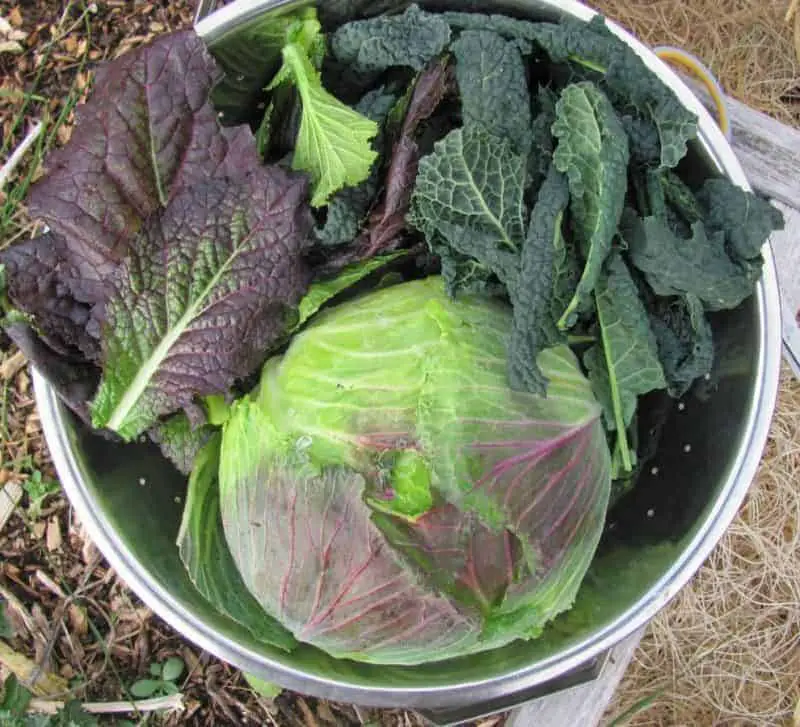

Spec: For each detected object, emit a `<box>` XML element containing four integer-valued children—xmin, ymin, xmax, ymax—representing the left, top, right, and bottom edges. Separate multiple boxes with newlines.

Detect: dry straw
<box><xmin>595</xmin><ymin>0</ymin><xmax>800</xmax><ymax>727</ymax></box>
<box><xmin>606</xmin><ymin>369</ymin><xmax>800</xmax><ymax>725</ymax></box>
<box><xmin>586</xmin><ymin>1</ymin><xmax>800</xmax><ymax>724</ymax></box>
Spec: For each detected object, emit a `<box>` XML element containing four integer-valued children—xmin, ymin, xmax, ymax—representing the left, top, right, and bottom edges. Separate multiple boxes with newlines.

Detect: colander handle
<box><xmin>415</xmin><ymin>652</ymin><xmax>609</xmax><ymax>727</ymax></box>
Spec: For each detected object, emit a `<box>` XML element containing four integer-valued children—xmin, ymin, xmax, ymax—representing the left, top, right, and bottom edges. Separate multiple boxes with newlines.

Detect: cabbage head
<box><xmin>218</xmin><ymin>277</ymin><xmax>611</xmax><ymax>665</ymax></box>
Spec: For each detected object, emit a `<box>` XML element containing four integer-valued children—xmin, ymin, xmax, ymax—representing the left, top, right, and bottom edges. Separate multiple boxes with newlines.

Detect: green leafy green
<box><xmin>410</xmin><ymin>126</ymin><xmax>527</xmax><ymax>270</ymax></box>
<box><xmin>622</xmin><ymin>211</ymin><xmax>763</xmax><ymax>312</ymax></box>
<box><xmin>528</xmin><ymin>16</ymin><xmax>697</xmax><ymax>168</ymax></box>
<box><xmin>243</xmin><ymin>673</ymin><xmax>283</xmax><ymax>700</ymax></box>
<box><xmin>297</xmin><ymin>254</ymin><xmax>406</xmax><ymax>327</ymax></box>
<box><xmin>316</xmin><ymin>86</ymin><xmax>399</xmax><ymax>246</ymax></box>
<box><xmin>0</xmin><ymin>675</ymin><xmax>30</xmax><ymax>717</ymax></box>
<box><xmin>529</xmin><ymin>88</ymin><xmax>558</xmax><ymax>190</ymax></box>
<box><xmin>331</xmin><ymin>4</ymin><xmax>451</xmax><ymax>74</ymax></box>
<box><xmin>697</xmin><ymin>179</ymin><xmax>785</xmax><ymax>261</ymax></box>
<box><xmin>150</xmin><ymin>414</ymin><xmax>217</xmax><ymax>476</ymax></box>
<box><xmin>204</xmin><ymin>7</ymin><xmax>316</xmax><ymax>125</ymax></box>
<box><xmin>177</xmin><ymin>435</ymin><xmax>298</xmax><ymax>652</ymax></box>
<box><xmin>660</xmin><ymin>170</ymin><xmax>703</xmax><ymax>225</ymax></box>
<box><xmin>269</xmin><ymin>39</ymin><xmax>379</xmax><ymax>207</ymax></box>
<box><xmin>552</xmin><ymin>82</ymin><xmax>630</xmax><ymax>329</ymax></box>
<box><xmin>585</xmin><ymin>253</ymin><xmax>666</xmax><ymax>471</ymax></box>
<box><xmin>507</xmin><ymin>165</ymin><xmax>571</xmax><ymax>394</ymax></box>
<box><xmin>650</xmin><ymin>294</ymin><xmax>714</xmax><ymax>398</ymax></box>
<box><xmin>451</xmin><ymin>30</ymin><xmax>533</xmax><ymax>156</ymax></box>
<box><xmin>620</xmin><ymin>115</ymin><xmax>661</xmax><ymax>165</ymax></box>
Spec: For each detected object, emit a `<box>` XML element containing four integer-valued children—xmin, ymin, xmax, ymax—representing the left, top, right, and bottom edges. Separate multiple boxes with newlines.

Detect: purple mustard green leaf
<box><xmin>0</xmin><ymin>232</ymin><xmax>99</xmax><ymax>361</ymax></box>
<box><xmin>26</xmin><ymin>30</ymin><xmax>262</xmax><ymax>271</ymax></box>
<box><xmin>90</xmin><ymin>166</ymin><xmax>313</xmax><ymax>441</ymax></box>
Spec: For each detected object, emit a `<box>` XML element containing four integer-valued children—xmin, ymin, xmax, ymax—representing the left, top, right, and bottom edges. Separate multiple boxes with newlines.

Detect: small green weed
<box><xmin>128</xmin><ymin>657</ymin><xmax>185</xmax><ymax>699</ymax></box>
<box><xmin>21</xmin><ymin>471</ymin><xmax>60</xmax><ymax>520</ymax></box>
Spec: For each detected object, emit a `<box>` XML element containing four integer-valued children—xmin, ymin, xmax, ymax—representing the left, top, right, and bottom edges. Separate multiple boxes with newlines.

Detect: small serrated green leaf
<box><xmin>272</xmin><ymin>42</ymin><xmax>379</xmax><ymax>207</ymax></box>
<box><xmin>1</xmin><ymin>674</ymin><xmax>32</xmax><ymax>715</ymax></box>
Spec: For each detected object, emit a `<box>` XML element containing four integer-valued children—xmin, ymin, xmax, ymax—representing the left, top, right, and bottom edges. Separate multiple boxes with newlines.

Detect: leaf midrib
<box><xmin>105</xmin><ymin>246</ymin><xmax>239</xmax><ymax>433</ymax></box>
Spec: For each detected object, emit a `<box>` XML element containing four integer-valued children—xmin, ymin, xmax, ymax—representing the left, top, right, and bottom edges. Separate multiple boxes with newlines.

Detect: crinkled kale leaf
<box><xmin>507</xmin><ymin>165</ymin><xmax>571</xmax><ymax>394</ymax></box>
<box><xmin>451</xmin><ymin>30</ymin><xmax>533</xmax><ymax>156</ymax></box>
<box><xmin>650</xmin><ymin>294</ymin><xmax>714</xmax><ymax>399</ymax></box>
<box><xmin>552</xmin><ymin>82</ymin><xmax>630</xmax><ymax>329</ymax></box>
<box><xmin>584</xmin><ymin>252</ymin><xmax>667</xmax><ymax>471</ymax></box>
<box><xmin>331</xmin><ymin>4</ymin><xmax>451</xmax><ymax>73</ymax></box>
<box><xmin>622</xmin><ymin>210</ymin><xmax>766</xmax><ymax>312</ymax></box>
<box><xmin>409</xmin><ymin>125</ymin><xmax>527</xmax><ymax>286</ymax></box>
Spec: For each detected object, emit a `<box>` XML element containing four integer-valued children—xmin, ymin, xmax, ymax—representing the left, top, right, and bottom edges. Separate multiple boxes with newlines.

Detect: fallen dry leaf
<box><xmin>67</xmin><ymin>604</ymin><xmax>88</xmax><ymax>637</ymax></box>
<box><xmin>0</xmin><ymin>641</ymin><xmax>68</xmax><ymax>697</ymax></box>
<box><xmin>46</xmin><ymin>516</ymin><xmax>62</xmax><ymax>552</ymax></box>
<box><xmin>7</xmin><ymin>7</ymin><xmax>22</xmax><ymax>27</ymax></box>
<box><xmin>0</xmin><ymin>350</ymin><xmax>27</xmax><ymax>380</ymax></box>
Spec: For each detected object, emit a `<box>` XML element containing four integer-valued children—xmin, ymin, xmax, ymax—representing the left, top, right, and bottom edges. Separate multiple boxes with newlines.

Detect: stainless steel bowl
<box><xmin>33</xmin><ymin>0</ymin><xmax>783</xmax><ymax>722</ymax></box>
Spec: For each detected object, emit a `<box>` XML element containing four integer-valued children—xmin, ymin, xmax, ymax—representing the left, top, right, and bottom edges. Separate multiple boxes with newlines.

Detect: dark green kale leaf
<box><xmin>529</xmin><ymin>16</ymin><xmax>698</xmax><ymax>169</ymax></box>
<box><xmin>450</xmin><ymin>30</ymin><xmax>533</xmax><ymax>156</ymax></box>
<box><xmin>584</xmin><ymin>252</ymin><xmax>667</xmax><ymax>472</ymax></box>
<box><xmin>697</xmin><ymin>179</ymin><xmax>785</xmax><ymax>262</ymax></box>
<box><xmin>622</xmin><ymin>209</ymin><xmax>765</xmax><ymax>312</ymax></box>
<box><xmin>409</xmin><ymin>125</ymin><xmax>527</xmax><ymax>282</ymax></box>
<box><xmin>650</xmin><ymin>294</ymin><xmax>714</xmax><ymax>398</ymax></box>
<box><xmin>440</xmin><ymin>9</ymin><xmax>542</xmax><ymax>41</ymax></box>
<box><xmin>331</xmin><ymin>4</ymin><xmax>451</xmax><ymax>74</ymax></box>
<box><xmin>661</xmin><ymin>170</ymin><xmax>703</xmax><ymax>225</ymax></box>
<box><xmin>529</xmin><ymin>87</ymin><xmax>558</xmax><ymax>191</ymax></box>
<box><xmin>552</xmin><ymin>82</ymin><xmax>630</xmax><ymax>329</ymax></box>
<box><xmin>620</xmin><ymin>115</ymin><xmax>661</xmax><ymax>166</ymax></box>
<box><xmin>507</xmin><ymin>165</ymin><xmax>571</xmax><ymax>394</ymax></box>
<box><xmin>316</xmin><ymin>86</ymin><xmax>400</xmax><ymax>247</ymax></box>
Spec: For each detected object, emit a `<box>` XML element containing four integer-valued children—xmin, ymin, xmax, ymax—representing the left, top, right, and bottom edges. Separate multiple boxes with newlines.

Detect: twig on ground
<box><xmin>0</xmin><ymin>352</ymin><xmax>27</xmax><ymax>382</ymax></box>
<box><xmin>0</xmin><ymin>122</ymin><xmax>43</xmax><ymax>191</ymax></box>
<box><xmin>27</xmin><ymin>692</ymin><xmax>184</xmax><ymax>715</ymax></box>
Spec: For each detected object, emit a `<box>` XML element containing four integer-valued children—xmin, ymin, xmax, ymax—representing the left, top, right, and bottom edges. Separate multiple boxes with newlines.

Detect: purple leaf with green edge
<box><xmin>27</xmin><ymin>30</ymin><xmax>261</xmax><ymax>272</ymax></box>
<box><xmin>219</xmin><ymin>400</ymin><xmax>479</xmax><ymax>665</ymax></box>
<box><xmin>4</xmin><ymin>322</ymin><xmax>99</xmax><ymax>427</ymax></box>
<box><xmin>0</xmin><ymin>233</ymin><xmax>99</xmax><ymax>362</ymax></box>
<box><xmin>90</xmin><ymin>166</ymin><xmax>313</xmax><ymax>441</ymax></box>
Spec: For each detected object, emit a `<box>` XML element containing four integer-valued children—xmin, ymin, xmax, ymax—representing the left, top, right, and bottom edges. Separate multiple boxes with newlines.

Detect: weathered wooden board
<box><xmin>505</xmin><ymin>629</ymin><xmax>645</xmax><ymax>727</ymax></box>
<box><xmin>685</xmin><ymin>77</ymin><xmax>800</xmax><ymax>208</ymax></box>
<box><xmin>770</xmin><ymin>203</ymin><xmax>800</xmax><ymax>376</ymax></box>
